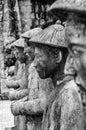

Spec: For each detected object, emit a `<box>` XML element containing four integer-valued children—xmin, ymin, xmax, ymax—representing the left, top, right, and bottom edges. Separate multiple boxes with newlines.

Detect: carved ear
<box><xmin>56</xmin><ymin>51</ymin><xmax>62</xmax><ymax>63</ymax></box>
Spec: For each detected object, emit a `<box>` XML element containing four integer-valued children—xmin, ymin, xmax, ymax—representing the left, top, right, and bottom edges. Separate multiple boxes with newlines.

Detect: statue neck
<box><xmin>51</xmin><ymin>68</ymin><xmax>64</xmax><ymax>87</ymax></box>
<box><xmin>25</xmin><ymin>58</ymin><xmax>32</xmax><ymax>66</ymax></box>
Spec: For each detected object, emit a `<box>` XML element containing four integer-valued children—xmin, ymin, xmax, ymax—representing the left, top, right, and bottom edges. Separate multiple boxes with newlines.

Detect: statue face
<box><xmin>34</xmin><ymin>46</ymin><xmax>57</xmax><ymax>79</ymax></box>
<box><xmin>24</xmin><ymin>46</ymin><xmax>34</xmax><ymax>62</ymax></box>
<box><xmin>64</xmin><ymin>54</ymin><xmax>76</xmax><ymax>75</ymax></box>
<box><xmin>14</xmin><ymin>47</ymin><xmax>26</xmax><ymax>63</ymax></box>
<box><xmin>4</xmin><ymin>49</ymin><xmax>17</xmax><ymax>67</ymax></box>
<box><xmin>68</xmin><ymin>40</ymin><xmax>86</xmax><ymax>86</ymax></box>
<box><xmin>18</xmin><ymin>52</ymin><xmax>27</xmax><ymax>63</ymax></box>
<box><xmin>66</xmin><ymin>13</ymin><xmax>86</xmax><ymax>86</ymax></box>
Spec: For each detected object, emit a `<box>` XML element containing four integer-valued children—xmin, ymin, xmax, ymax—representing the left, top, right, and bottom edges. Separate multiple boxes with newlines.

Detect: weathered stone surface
<box><xmin>42</xmin><ymin>79</ymin><xmax>84</xmax><ymax>130</ymax></box>
<box><xmin>11</xmin><ymin>62</ymin><xmax>54</xmax><ymax>130</ymax></box>
<box><xmin>0</xmin><ymin>1</ymin><xmax>55</xmax><ymax>129</ymax></box>
<box><xmin>29</xmin><ymin>24</ymin><xmax>66</xmax><ymax>48</ymax></box>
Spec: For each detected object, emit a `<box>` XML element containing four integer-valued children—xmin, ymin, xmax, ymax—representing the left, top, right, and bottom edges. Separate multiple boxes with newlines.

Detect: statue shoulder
<box><xmin>59</xmin><ymin>80</ymin><xmax>82</xmax><ymax>107</ymax></box>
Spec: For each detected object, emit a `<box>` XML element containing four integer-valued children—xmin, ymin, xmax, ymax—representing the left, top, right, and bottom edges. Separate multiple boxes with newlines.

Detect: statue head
<box><xmin>29</xmin><ymin>24</ymin><xmax>68</xmax><ymax>79</ymax></box>
<box><xmin>24</xmin><ymin>46</ymin><xmax>35</xmax><ymax>63</ymax></box>
<box><xmin>12</xmin><ymin>28</ymin><xmax>42</xmax><ymax>64</ymax></box>
<box><xmin>4</xmin><ymin>47</ymin><xmax>17</xmax><ymax>68</ymax></box>
<box><xmin>48</xmin><ymin>0</ymin><xmax>86</xmax><ymax>87</ymax></box>
<box><xmin>11</xmin><ymin>38</ymin><xmax>28</xmax><ymax>64</ymax></box>
<box><xmin>65</xmin><ymin>13</ymin><xmax>86</xmax><ymax>87</ymax></box>
<box><xmin>15</xmin><ymin>46</ymin><xmax>28</xmax><ymax>63</ymax></box>
<box><xmin>33</xmin><ymin>44</ymin><xmax>67</xmax><ymax>79</ymax></box>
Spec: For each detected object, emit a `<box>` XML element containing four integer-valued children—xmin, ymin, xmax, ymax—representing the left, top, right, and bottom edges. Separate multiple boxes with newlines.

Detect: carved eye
<box><xmin>73</xmin><ymin>49</ymin><xmax>78</xmax><ymax>55</ymax></box>
<box><xmin>73</xmin><ymin>49</ymin><xmax>84</xmax><ymax>57</ymax></box>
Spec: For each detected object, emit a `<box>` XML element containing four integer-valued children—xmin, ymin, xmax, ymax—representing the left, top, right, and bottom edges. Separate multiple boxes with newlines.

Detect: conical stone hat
<box><xmin>48</xmin><ymin>0</ymin><xmax>86</xmax><ymax>18</ymax></box>
<box><xmin>21</xmin><ymin>27</ymin><xmax>42</xmax><ymax>39</ymax></box>
<box><xmin>11</xmin><ymin>38</ymin><xmax>25</xmax><ymax>48</ymax></box>
<box><xmin>29</xmin><ymin>24</ymin><xmax>66</xmax><ymax>48</ymax></box>
<box><xmin>11</xmin><ymin>27</ymin><xmax>42</xmax><ymax>48</ymax></box>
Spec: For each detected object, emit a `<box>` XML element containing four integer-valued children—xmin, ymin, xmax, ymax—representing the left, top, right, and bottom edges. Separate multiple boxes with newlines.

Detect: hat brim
<box><xmin>48</xmin><ymin>2</ymin><xmax>86</xmax><ymax>16</ymax></box>
<box><xmin>21</xmin><ymin>28</ymin><xmax>42</xmax><ymax>39</ymax></box>
<box><xmin>26</xmin><ymin>24</ymin><xmax>67</xmax><ymax>49</ymax></box>
<box><xmin>11</xmin><ymin>38</ymin><xmax>25</xmax><ymax>48</ymax></box>
<box><xmin>28</xmin><ymin>39</ymin><xmax>66</xmax><ymax>49</ymax></box>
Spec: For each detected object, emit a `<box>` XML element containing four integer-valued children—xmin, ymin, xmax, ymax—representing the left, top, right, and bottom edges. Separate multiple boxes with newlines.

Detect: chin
<box><xmin>37</xmin><ymin>71</ymin><xmax>48</xmax><ymax>79</ymax></box>
<box><xmin>38</xmin><ymin>73</ymin><xmax>47</xmax><ymax>79</ymax></box>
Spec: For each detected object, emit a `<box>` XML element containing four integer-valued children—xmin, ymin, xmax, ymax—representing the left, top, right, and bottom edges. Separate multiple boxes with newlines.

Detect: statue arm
<box><xmin>18</xmin><ymin>71</ymin><xmax>28</xmax><ymax>89</ymax></box>
<box><xmin>7</xmin><ymin>66</ymin><xmax>15</xmax><ymax>76</ymax></box>
<box><xmin>60</xmin><ymin>89</ymin><xmax>84</xmax><ymax>130</ymax></box>
<box><xmin>18</xmin><ymin>95</ymin><xmax>28</xmax><ymax>102</ymax></box>
<box><xmin>11</xmin><ymin>97</ymin><xmax>47</xmax><ymax>116</ymax></box>
<box><xmin>6</xmin><ymin>80</ymin><xmax>20</xmax><ymax>89</ymax></box>
<box><xmin>6</xmin><ymin>71</ymin><xmax>27</xmax><ymax>89</ymax></box>
<box><xmin>8</xmin><ymin>89</ymin><xmax>29</xmax><ymax>101</ymax></box>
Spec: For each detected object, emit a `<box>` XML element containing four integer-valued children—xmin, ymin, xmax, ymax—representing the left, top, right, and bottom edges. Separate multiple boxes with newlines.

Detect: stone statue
<box><xmin>65</xmin><ymin>13</ymin><xmax>86</xmax><ymax>130</ymax></box>
<box><xmin>11</xmin><ymin>23</ymin><xmax>67</xmax><ymax>130</ymax></box>
<box><xmin>11</xmin><ymin>57</ymin><xmax>54</xmax><ymax>130</ymax></box>
<box><xmin>0</xmin><ymin>47</ymin><xmax>17</xmax><ymax>100</ymax></box>
<box><xmin>48</xmin><ymin>0</ymin><xmax>86</xmax><ymax>129</ymax></box>
<box><xmin>3</xmin><ymin>42</ymin><xmax>29</xmax><ymax>130</ymax></box>
<box><xmin>30</xmin><ymin>23</ymin><xmax>80</xmax><ymax>130</ymax></box>
<box><xmin>10</xmin><ymin>27</ymin><xmax>55</xmax><ymax>130</ymax></box>
<box><xmin>26</xmin><ymin>21</ymin><xmax>83</xmax><ymax>130</ymax></box>
<box><xmin>3</xmin><ymin>44</ymin><xmax>29</xmax><ymax>100</ymax></box>
<box><xmin>5</xmin><ymin>27</ymin><xmax>42</xmax><ymax>98</ymax></box>
<box><xmin>7</xmin><ymin>28</ymin><xmax>45</xmax><ymax>130</ymax></box>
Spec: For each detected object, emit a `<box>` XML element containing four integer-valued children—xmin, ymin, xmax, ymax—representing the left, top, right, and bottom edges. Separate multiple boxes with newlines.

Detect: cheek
<box><xmin>38</xmin><ymin>60</ymin><xmax>46</xmax><ymax>68</ymax></box>
<box><xmin>74</xmin><ymin>54</ymin><xmax>86</xmax><ymax>76</ymax></box>
<box><xmin>73</xmin><ymin>57</ymin><xmax>81</xmax><ymax>72</ymax></box>
<box><xmin>34</xmin><ymin>57</ymin><xmax>46</xmax><ymax>69</ymax></box>
<box><xmin>39</xmin><ymin>56</ymin><xmax>48</xmax><ymax>66</ymax></box>
<box><xmin>65</xmin><ymin>58</ymin><xmax>76</xmax><ymax>74</ymax></box>
<box><xmin>80</xmin><ymin>54</ymin><xmax>86</xmax><ymax>70</ymax></box>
